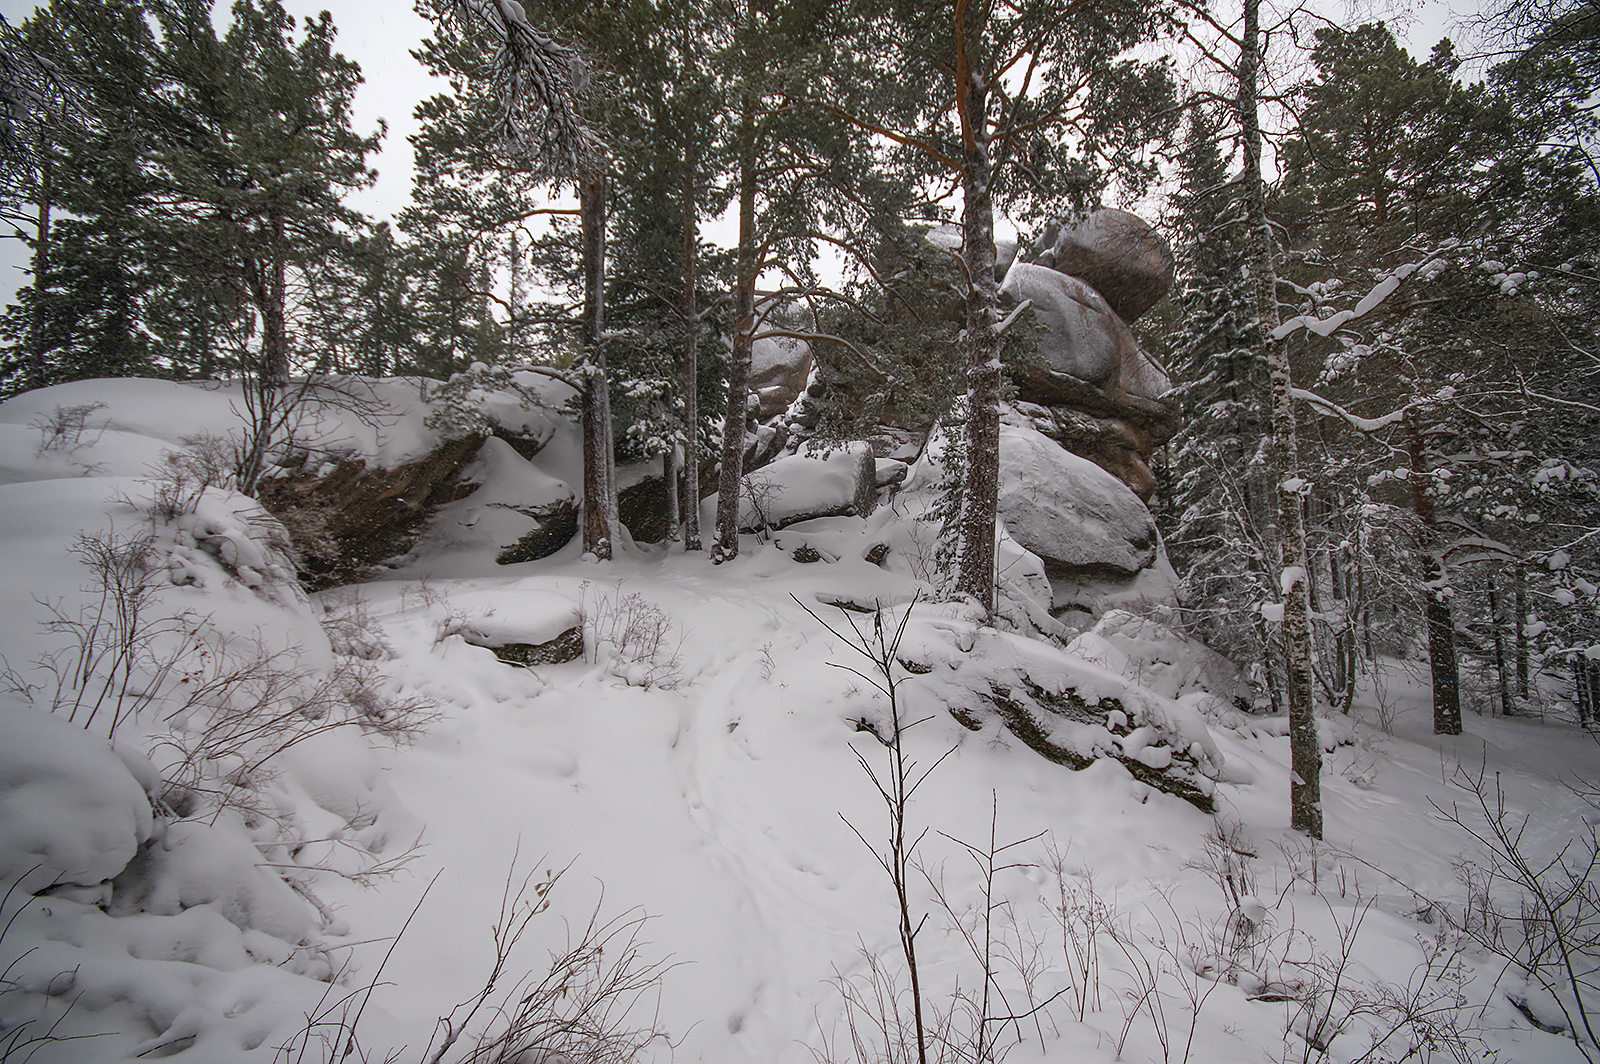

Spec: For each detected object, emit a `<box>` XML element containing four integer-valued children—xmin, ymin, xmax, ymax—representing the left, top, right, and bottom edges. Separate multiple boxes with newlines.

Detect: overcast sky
<box><xmin>0</xmin><ymin>0</ymin><xmax>1484</xmax><ymax>308</ymax></box>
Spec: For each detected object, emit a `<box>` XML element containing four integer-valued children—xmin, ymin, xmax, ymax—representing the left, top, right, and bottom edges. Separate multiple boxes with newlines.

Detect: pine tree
<box><xmin>818</xmin><ymin>0</ymin><xmax>1177</xmax><ymax>613</ymax></box>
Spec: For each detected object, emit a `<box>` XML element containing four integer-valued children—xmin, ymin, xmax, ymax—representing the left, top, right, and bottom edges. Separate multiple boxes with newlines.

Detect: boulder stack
<box><xmin>1002</xmin><ymin>208</ymin><xmax>1178</xmax><ymax>502</ymax></box>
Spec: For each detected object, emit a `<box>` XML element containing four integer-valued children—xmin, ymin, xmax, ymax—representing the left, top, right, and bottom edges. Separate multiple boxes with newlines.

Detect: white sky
<box><xmin>0</xmin><ymin>0</ymin><xmax>1485</xmax><ymax>312</ymax></box>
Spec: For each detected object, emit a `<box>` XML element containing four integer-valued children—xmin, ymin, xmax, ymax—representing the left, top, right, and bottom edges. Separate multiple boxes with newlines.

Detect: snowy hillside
<box><xmin>1</xmin><ymin>377</ymin><xmax>1596</xmax><ymax>1064</ymax></box>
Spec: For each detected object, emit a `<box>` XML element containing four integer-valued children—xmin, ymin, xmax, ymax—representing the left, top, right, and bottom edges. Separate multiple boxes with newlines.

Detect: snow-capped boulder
<box><xmin>1031</xmin><ymin>208</ymin><xmax>1175</xmax><ymax>322</ymax></box>
<box><xmin>893</xmin><ymin>605</ymin><xmax>1222</xmax><ymax>811</ymax></box>
<box><xmin>998</xmin><ymin>423</ymin><xmax>1157</xmax><ymax>577</ymax></box>
<box><xmin>706</xmin><ymin>447</ymin><xmax>874</xmax><ymax>533</ymax></box>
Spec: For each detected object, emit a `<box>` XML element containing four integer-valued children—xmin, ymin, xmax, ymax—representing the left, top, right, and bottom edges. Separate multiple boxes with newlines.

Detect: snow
<box><xmin>0</xmin><ymin>706</ymin><xmax>156</xmax><ymax>895</ymax></box>
<box><xmin>0</xmin><ymin>376</ymin><xmax>1596</xmax><ymax>1064</ymax></box>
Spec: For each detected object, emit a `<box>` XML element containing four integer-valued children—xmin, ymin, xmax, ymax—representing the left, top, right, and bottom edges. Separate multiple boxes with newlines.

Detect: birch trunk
<box><xmin>579</xmin><ymin>169</ymin><xmax>618</xmax><ymax>559</ymax></box>
<box><xmin>1240</xmin><ymin>0</ymin><xmax>1322</xmax><ymax>837</ymax></box>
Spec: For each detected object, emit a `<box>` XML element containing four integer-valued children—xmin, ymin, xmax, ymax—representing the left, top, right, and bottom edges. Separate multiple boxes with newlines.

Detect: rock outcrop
<box><xmin>750</xmin><ymin>335</ymin><xmax>813</xmax><ymax>419</ymax></box>
<box><xmin>258</xmin><ymin>434</ymin><xmax>487</xmax><ymax>589</ymax></box>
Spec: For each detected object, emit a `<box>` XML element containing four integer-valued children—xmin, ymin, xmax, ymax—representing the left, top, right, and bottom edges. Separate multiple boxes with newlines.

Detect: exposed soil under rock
<box><xmin>619</xmin><ymin>461</ymin><xmax>719</xmax><ymax>544</ymax></box>
<box><xmin>258</xmin><ymin>434</ymin><xmax>487</xmax><ymax>590</ymax></box>
<box><xmin>467</xmin><ymin>627</ymin><xmax>584</xmax><ymax>667</ymax></box>
<box><xmin>495</xmin><ymin>499</ymin><xmax>579</xmax><ymax>564</ymax></box>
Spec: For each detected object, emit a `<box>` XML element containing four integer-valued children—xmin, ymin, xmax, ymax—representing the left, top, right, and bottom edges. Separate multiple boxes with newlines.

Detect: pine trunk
<box><xmin>1489</xmin><ymin>574</ymin><xmax>1512</xmax><ymax>717</ymax></box>
<box><xmin>26</xmin><ymin>165</ymin><xmax>52</xmax><ymax>389</ymax></box>
<box><xmin>713</xmin><ymin>101</ymin><xmax>759</xmax><ymax>565</ymax></box>
<box><xmin>579</xmin><ymin>169</ymin><xmax>617</xmax><ymax>560</ymax></box>
<box><xmin>680</xmin><ymin>154</ymin><xmax>703</xmax><ymax>551</ymax></box>
<box><xmin>262</xmin><ymin>211</ymin><xmax>290</xmax><ymax>388</ymax></box>
<box><xmin>1514</xmin><ymin>576</ymin><xmax>1530</xmax><ymax>697</ymax></box>
<box><xmin>953</xmin><ymin>0</ymin><xmax>1001</xmax><ymax>617</ymax></box>
<box><xmin>1404</xmin><ymin>412</ymin><xmax>1461</xmax><ymax>734</ymax></box>
<box><xmin>1240</xmin><ymin>0</ymin><xmax>1321</xmax><ymax>837</ymax></box>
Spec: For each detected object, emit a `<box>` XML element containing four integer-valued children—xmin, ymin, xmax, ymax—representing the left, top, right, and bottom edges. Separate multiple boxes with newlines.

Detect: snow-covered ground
<box><xmin>1</xmin><ymin>377</ymin><xmax>1596</xmax><ymax>1063</ymax></box>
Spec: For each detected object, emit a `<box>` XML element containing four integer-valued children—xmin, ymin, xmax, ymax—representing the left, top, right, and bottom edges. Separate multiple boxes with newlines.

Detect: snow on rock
<box><xmin>415</xmin><ymin>435</ymin><xmax>577</xmax><ymax>564</ymax></box>
<box><xmin>438</xmin><ymin>586</ymin><xmax>583</xmax><ymax>648</ymax></box>
<box><xmin>0</xmin><ymin>706</ymin><xmax>156</xmax><ymax>895</ymax></box>
<box><xmin>1066</xmin><ymin>608</ymin><xmax>1251</xmax><ymax>705</ymax></box>
<box><xmin>705</xmin><ymin>447</ymin><xmax>871</xmax><ymax>533</ymax></box>
<box><xmin>109</xmin><ymin>818</ymin><xmax>316</xmax><ymax>945</ymax></box>
<box><xmin>749</xmin><ymin>334</ymin><xmax>813</xmax><ymax>418</ymax></box>
<box><xmin>997</xmin><ymin>421</ymin><xmax>1157</xmax><ymax>576</ymax></box>
<box><xmin>889</xmin><ymin>601</ymin><xmax>1223</xmax><ymax>808</ymax></box>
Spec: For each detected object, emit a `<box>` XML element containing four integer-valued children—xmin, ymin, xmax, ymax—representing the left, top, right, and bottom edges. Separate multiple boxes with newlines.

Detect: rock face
<box><xmin>997</xmin><ymin>423</ymin><xmax>1157</xmax><ymax>577</ymax></box>
<box><xmin>258</xmin><ymin>433</ymin><xmax>486</xmax><ymax>588</ymax></box>
<box><xmin>1031</xmin><ymin>208</ymin><xmax>1175</xmax><ymax>322</ymax></box>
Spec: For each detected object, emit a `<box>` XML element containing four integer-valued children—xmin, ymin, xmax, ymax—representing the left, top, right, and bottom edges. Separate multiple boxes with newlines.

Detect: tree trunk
<box><xmin>1240</xmin><ymin>0</ymin><xmax>1321</xmax><ymax>837</ymax></box>
<box><xmin>1488</xmin><ymin>574</ymin><xmax>1512</xmax><ymax>717</ymax></box>
<box><xmin>578</xmin><ymin>168</ymin><xmax>618</xmax><ymax>560</ymax></box>
<box><xmin>680</xmin><ymin>151</ymin><xmax>703</xmax><ymax>551</ymax></box>
<box><xmin>262</xmin><ymin>211</ymin><xmax>290</xmax><ymax>389</ymax></box>
<box><xmin>26</xmin><ymin>162</ymin><xmax>52</xmax><ymax>389</ymax></box>
<box><xmin>953</xmin><ymin>0</ymin><xmax>1001</xmax><ymax>618</ymax></box>
<box><xmin>713</xmin><ymin>100</ymin><xmax>758</xmax><ymax>565</ymax></box>
<box><xmin>1404</xmin><ymin>412</ymin><xmax>1461</xmax><ymax>734</ymax></box>
<box><xmin>1514</xmin><ymin>575</ymin><xmax>1530</xmax><ymax>698</ymax></box>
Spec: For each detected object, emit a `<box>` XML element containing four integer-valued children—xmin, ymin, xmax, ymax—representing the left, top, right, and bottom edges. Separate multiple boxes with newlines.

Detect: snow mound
<box><xmin>0</xmin><ymin>706</ymin><xmax>156</xmax><ymax>895</ymax></box>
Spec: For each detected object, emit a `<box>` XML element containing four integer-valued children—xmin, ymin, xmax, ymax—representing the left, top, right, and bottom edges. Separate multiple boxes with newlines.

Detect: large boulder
<box><xmin>1002</xmin><ymin>263</ymin><xmax>1169</xmax><ymax>404</ymax></box>
<box><xmin>750</xmin><ymin>335</ymin><xmax>813</xmax><ymax>418</ymax></box>
<box><xmin>1031</xmin><ymin>208</ymin><xmax>1175</xmax><ymax>322</ymax></box>
<box><xmin>997</xmin><ymin>423</ymin><xmax>1157</xmax><ymax>577</ymax></box>
<box><xmin>1004</xmin><ymin>262</ymin><xmax>1131</xmax><ymax>388</ymax></box>
<box><xmin>1014</xmin><ymin>402</ymin><xmax>1163</xmax><ymax>501</ymax></box>
<box><xmin>703</xmin><ymin>448</ymin><xmax>874</xmax><ymax>533</ymax></box>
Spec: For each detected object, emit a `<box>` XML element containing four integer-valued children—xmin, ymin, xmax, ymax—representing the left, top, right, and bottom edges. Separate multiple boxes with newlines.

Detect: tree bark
<box><xmin>713</xmin><ymin>99</ymin><xmax>758</xmax><ymax>565</ymax></box>
<box><xmin>262</xmin><ymin>210</ymin><xmax>290</xmax><ymax>388</ymax></box>
<box><xmin>1514</xmin><ymin>575</ymin><xmax>1530</xmax><ymax>698</ymax></box>
<box><xmin>953</xmin><ymin>0</ymin><xmax>1001</xmax><ymax>617</ymax></box>
<box><xmin>26</xmin><ymin>161</ymin><xmax>52</xmax><ymax>389</ymax></box>
<box><xmin>578</xmin><ymin>168</ymin><xmax>618</xmax><ymax>560</ymax></box>
<box><xmin>1240</xmin><ymin>0</ymin><xmax>1322</xmax><ymax>837</ymax></box>
<box><xmin>1404</xmin><ymin>411</ymin><xmax>1461</xmax><ymax>734</ymax></box>
<box><xmin>680</xmin><ymin>149</ymin><xmax>703</xmax><ymax>551</ymax></box>
<box><xmin>1488</xmin><ymin>573</ymin><xmax>1512</xmax><ymax>717</ymax></box>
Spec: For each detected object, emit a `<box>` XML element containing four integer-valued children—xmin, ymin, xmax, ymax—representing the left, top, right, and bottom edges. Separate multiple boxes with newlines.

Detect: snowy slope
<box><xmin>0</xmin><ymin>377</ymin><xmax>1595</xmax><ymax>1064</ymax></box>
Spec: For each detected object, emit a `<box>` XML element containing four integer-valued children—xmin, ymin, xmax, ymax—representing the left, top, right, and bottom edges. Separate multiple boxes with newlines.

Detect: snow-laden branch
<box><xmin>992</xmin><ymin>298</ymin><xmax>1032</xmax><ymax>336</ymax></box>
<box><xmin>441</xmin><ymin>0</ymin><xmax>602</xmax><ymax>178</ymax></box>
<box><xmin>1291</xmin><ymin>387</ymin><xmax>1411</xmax><ymax>433</ymax></box>
<box><xmin>1271</xmin><ymin>258</ymin><xmax>1438</xmax><ymax>341</ymax></box>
